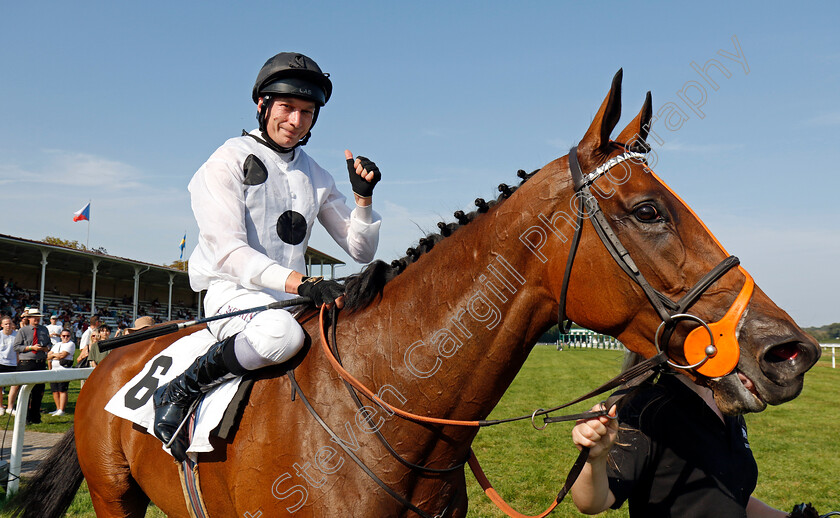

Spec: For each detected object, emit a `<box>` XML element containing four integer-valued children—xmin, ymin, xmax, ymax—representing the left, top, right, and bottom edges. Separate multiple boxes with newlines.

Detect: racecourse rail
<box><xmin>0</xmin><ymin>367</ymin><xmax>94</xmax><ymax>497</ymax></box>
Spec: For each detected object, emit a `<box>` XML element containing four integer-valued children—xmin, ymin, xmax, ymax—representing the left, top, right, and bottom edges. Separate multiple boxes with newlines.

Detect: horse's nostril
<box><xmin>766</xmin><ymin>343</ymin><xmax>800</xmax><ymax>363</ymax></box>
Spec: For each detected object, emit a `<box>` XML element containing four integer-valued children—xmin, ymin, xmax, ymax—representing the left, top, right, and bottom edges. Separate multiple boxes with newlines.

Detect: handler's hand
<box><xmin>346</xmin><ymin>149</ymin><xmax>381</xmax><ymax>199</ymax></box>
<box><xmin>572</xmin><ymin>404</ymin><xmax>618</xmax><ymax>459</ymax></box>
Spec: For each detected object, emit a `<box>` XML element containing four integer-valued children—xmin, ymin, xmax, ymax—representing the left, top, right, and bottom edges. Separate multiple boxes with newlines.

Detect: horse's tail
<box><xmin>8</xmin><ymin>425</ymin><xmax>84</xmax><ymax>518</ymax></box>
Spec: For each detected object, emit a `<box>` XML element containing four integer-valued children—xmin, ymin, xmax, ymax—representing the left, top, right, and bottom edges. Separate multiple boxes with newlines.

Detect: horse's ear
<box><xmin>578</xmin><ymin>69</ymin><xmax>623</xmax><ymax>155</ymax></box>
<box><xmin>616</xmin><ymin>91</ymin><xmax>653</xmax><ymax>152</ymax></box>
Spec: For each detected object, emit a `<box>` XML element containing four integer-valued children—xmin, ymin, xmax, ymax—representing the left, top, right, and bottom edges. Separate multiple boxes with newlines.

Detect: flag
<box><xmin>73</xmin><ymin>203</ymin><xmax>90</xmax><ymax>222</ymax></box>
<box><xmin>179</xmin><ymin>233</ymin><xmax>187</xmax><ymax>259</ymax></box>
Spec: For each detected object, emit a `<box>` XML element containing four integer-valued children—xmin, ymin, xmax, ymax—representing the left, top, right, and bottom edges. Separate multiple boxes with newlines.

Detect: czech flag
<box><xmin>179</xmin><ymin>233</ymin><xmax>187</xmax><ymax>259</ymax></box>
<box><xmin>73</xmin><ymin>202</ymin><xmax>90</xmax><ymax>222</ymax></box>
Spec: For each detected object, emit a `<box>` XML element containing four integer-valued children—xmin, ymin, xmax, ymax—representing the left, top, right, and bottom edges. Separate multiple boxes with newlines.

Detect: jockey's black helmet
<box><xmin>252</xmin><ymin>52</ymin><xmax>332</xmax><ymax>106</ymax></box>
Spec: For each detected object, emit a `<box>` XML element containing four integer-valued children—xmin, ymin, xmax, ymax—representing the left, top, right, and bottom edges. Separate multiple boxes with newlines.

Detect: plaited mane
<box><xmin>342</xmin><ymin>168</ymin><xmax>540</xmax><ymax>311</ymax></box>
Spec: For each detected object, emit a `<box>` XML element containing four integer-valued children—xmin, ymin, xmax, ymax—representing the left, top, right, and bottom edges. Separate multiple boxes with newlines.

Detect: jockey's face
<box><xmin>260</xmin><ymin>96</ymin><xmax>316</xmax><ymax>148</ymax></box>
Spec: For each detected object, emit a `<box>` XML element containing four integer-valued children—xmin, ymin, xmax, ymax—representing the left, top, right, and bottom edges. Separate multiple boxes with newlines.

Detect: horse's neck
<box><xmin>346</xmin><ymin>167</ymin><xmax>571</xmax><ymax>422</ymax></box>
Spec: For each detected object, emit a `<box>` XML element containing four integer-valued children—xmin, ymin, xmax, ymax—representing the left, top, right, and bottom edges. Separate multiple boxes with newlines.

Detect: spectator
<box><xmin>6</xmin><ymin>308</ymin><xmax>28</xmax><ymax>415</ymax></box>
<box><xmin>125</xmin><ymin>316</ymin><xmax>154</xmax><ymax>335</ymax></box>
<box><xmin>12</xmin><ymin>307</ymin><xmax>50</xmax><ymax>424</ymax></box>
<box><xmin>46</xmin><ymin>314</ymin><xmax>62</xmax><ymax>345</ymax></box>
<box><xmin>114</xmin><ymin>321</ymin><xmax>128</xmax><ymax>338</ymax></box>
<box><xmin>46</xmin><ymin>330</ymin><xmax>75</xmax><ymax>416</ymax></box>
<box><xmin>88</xmin><ymin>324</ymin><xmax>111</xmax><ymax>367</ymax></box>
<box><xmin>0</xmin><ymin>315</ymin><xmax>18</xmax><ymax>415</ymax></box>
<box><xmin>76</xmin><ymin>315</ymin><xmax>101</xmax><ymax>366</ymax></box>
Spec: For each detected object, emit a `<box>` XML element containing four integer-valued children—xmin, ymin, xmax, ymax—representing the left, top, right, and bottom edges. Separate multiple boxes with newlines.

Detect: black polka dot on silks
<box><xmin>276</xmin><ymin>210</ymin><xmax>307</xmax><ymax>245</ymax></box>
<box><xmin>243</xmin><ymin>154</ymin><xmax>268</xmax><ymax>185</ymax></box>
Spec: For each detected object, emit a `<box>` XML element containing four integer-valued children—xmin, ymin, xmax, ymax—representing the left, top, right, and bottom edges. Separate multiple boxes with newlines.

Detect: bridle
<box><xmin>289</xmin><ymin>146</ymin><xmax>759</xmax><ymax>517</ymax></box>
<box><xmin>562</xmin><ymin>144</ymin><xmax>755</xmax><ymax>378</ymax></box>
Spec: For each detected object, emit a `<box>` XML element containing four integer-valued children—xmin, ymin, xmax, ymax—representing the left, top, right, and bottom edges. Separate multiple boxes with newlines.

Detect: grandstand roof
<box><xmin>0</xmin><ymin>233</ymin><xmax>345</xmax><ymax>291</ymax></box>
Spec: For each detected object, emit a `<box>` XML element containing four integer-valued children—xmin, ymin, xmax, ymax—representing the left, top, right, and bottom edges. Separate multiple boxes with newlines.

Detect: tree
<box><xmin>165</xmin><ymin>260</ymin><xmax>188</xmax><ymax>271</ymax></box>
<box><xmin>43</xmin><ymin>236</ymin><xmax>87</xmax><ymax>250</ymax></box>
<box><xmin>42</xmin><ymin>236</ymin><xmax>108</xmax><ymax>255</ymax></box>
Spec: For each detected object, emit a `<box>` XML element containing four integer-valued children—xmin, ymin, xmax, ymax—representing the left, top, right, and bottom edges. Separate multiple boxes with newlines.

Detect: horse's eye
<box><xmin>634</xmin><ymin>203</ymin><xmax>661</xmax><ymax>222</ymax></box>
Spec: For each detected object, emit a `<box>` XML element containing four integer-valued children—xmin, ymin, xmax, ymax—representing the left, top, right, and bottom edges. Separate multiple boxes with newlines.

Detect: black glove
<box><xmin>347</xmin><ymin>155</ymin><xmax>381</xmax><ymax>198</ymax></box>
<box><xmin>789</xmin><ymin>503</ymin><xmax>820</xmax><ymax>518</ymax></box>
<box><xmin>297</xmin><ymin>276</ymin><xmax>345</xmax><ymax>307</ymax></box>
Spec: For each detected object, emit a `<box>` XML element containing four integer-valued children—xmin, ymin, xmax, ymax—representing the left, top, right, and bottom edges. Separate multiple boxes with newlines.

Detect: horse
<box><xmin>12</xmin><ymin>70</ymin><xmax>821</xmax><ymax>518</ymax></box>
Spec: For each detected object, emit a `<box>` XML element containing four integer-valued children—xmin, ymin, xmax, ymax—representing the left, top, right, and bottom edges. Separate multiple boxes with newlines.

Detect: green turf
<box><xmin>2</xmin><ymin>346</ymin><xmax>837</xmax><ymax>516</ymax></box>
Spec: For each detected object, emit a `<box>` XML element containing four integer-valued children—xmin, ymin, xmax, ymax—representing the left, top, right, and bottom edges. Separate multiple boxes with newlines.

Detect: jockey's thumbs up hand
<box><xmin>346</xmin><ymin>149</ymin><xmax>381</xmax><ymax>199</ymax></box>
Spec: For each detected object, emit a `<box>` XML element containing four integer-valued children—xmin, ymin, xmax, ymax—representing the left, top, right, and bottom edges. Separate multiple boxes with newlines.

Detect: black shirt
<box><xmin>607</xmin><ymin>374</ymin><xmax>758</xmax><ymax>518</ymax></box>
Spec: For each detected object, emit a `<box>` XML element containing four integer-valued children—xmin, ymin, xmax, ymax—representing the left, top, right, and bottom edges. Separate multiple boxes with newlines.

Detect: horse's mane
<box><xmin>343</xmin><ymin>168</ymin><xmax>541</xmax><ymax>311</ymax></box>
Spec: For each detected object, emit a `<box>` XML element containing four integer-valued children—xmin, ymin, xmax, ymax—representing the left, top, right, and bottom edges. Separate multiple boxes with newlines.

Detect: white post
<box><xmin>167</xmin><ymin>273</ymin><xmax>174</xmax><ymax>321</ymax></box>
<box><xmin>8</xmin><ymin>384</ymin><xmax>34</xmax><ymax>496</ymax></box>
<box><xmin>132</xmin><ymin>266</ymin><xmax>150</xmax><ymax>322</ymax></box>
<box><xmin>38</xmin><ymin>249</ymin><xmax>50</xmax><ymax>313</ymax></box>
<box><xmin>90</xmin><ymin>258</ymin><xmax>100</xmax><ymax>317</ymax></box>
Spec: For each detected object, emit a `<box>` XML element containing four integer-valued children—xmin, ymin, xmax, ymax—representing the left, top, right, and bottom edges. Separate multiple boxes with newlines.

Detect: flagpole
<box><xmin>85</xmin><ymin>199</ymin><xmax>91</xmax><ymax>249</ymax></box>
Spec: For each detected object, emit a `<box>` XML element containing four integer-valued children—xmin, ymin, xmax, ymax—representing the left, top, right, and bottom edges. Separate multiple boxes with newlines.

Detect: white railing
<box><xmin>557</xmin><ymin>330</ymin><xmax>626</xmax><ymax>351</ymax></box>
<box><xmin>0</xmin><ymin>368</ymin><xmax>94</xmax><ymax>496</ymax></box>
<box><xmin>821</xmin><ymin>344</ymin><xmax>839</xmax><ymax>368</ymax></box>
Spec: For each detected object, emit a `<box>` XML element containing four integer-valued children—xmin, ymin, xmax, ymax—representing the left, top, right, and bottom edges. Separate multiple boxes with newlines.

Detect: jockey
<box><xmin>153</xmin><ymin>52</ymin><xmax>382</xmax><ymax>458</ymax></box>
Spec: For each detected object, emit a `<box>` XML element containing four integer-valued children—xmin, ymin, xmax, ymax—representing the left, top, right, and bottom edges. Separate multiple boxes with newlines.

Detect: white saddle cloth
<box><xmin>105</xmin><ymin>328</ymin><xmax>243</xmax><ymax>458</ymax></box>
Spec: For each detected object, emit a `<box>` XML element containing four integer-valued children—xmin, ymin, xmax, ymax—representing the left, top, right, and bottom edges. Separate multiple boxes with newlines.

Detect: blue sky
<box><xmin>1</xmin><ymin>1</ymin><xmax>838</xmax><ymax>326</ymax></box>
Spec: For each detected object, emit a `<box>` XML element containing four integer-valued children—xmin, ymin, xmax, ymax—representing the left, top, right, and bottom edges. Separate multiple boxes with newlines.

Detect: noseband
<box><xmin>561</xmin><ymin>145</ymin><xmax>754</xmax><ymax>378</ymax></box>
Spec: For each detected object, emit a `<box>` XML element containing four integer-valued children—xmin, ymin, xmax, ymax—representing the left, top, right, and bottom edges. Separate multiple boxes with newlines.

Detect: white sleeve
<box><xmin>317</xmin><ymin>179</ymin><xmax>381</xmax><ymax>264</ymax></box>
<box><xmin>189</xmin><ymin>157</ymin><xmax>294</xmax><ymax>291</ymax></box>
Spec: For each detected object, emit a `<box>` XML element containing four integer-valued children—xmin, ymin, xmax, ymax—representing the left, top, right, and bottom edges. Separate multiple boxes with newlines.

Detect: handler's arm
<box><xmin>570</xmin><ymin>404</ymin><xmax>618</xmax><ymax>515</ymax></box>
<box><xmin>746</xmin><ymin>497</ymin><xmax>788</xmax><ymax>518</ymax></box>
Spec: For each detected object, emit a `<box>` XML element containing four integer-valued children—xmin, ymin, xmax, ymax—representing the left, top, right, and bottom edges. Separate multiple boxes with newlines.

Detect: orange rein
<box><xmin>468</xmin><ymin>450</ymin><xmax>562</xmax><ymax>518</ymax></box>
<box><xmin>317</xmin><ymin>306</ymin><xmax>480</xmax><ymax>427</ymax></box>
<box><xmin>317</xmin><ymin>307</ymin><xmax>567</xmax><ymax>518</ymax></box>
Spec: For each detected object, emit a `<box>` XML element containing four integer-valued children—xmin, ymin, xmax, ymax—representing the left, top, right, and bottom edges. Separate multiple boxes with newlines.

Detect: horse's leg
<box><xmin>76</xmin><ymin>410</ymin><xmax>152</xmax><ymax>517</ymax></box>
<box><xmin>88</xmin><ymin>470</ymin><xmax>150</xmax><ymax>518</ymax></box>
<box><xmin>124</xmin><ymin>428</ymin><xmax>195</xmax><ymax>517</ymax></box>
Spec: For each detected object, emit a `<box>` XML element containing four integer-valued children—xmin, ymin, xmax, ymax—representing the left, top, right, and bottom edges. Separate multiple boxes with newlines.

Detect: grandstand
<box><xmin>0</xmin><ymin>233</ymin><xmax>344</xmax><ymax>327</ymax></box>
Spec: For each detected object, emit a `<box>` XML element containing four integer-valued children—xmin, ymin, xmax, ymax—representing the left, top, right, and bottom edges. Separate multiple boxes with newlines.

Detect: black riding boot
<box><xmin>152</xmin><ymin>335</ymin><xmax>246</xmax><ymax>461</ymax></box>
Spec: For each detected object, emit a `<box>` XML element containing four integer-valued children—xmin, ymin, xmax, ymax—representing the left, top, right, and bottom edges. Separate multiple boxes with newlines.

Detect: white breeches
<box><xmin>203</xmin><ymin>281</ymin><xmax>304</xmax><ymax>370</ymax></box>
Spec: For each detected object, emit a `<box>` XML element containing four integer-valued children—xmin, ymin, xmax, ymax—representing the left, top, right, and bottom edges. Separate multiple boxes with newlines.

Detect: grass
<box><xmin>2</xmin><ymin>347</ymin><xmax>838</xmax><ymax>516</ymax></box>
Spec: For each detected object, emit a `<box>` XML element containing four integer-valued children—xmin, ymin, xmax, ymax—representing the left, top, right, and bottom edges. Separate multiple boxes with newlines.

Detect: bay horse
<box><xmin>13</xmin><ymin>70</ymin><xmax>820</xmax><ymax>518</ymax></box>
